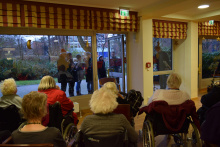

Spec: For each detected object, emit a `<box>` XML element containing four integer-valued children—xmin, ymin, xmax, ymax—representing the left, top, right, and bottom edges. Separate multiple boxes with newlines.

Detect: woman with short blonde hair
<box><xmin>0</xmin><ymin>78</ymin><xmax>22</xmax><ymax>109</ymax></box>
<box><xmin>80</xmin><ymin>82</ymin><xmax>138</xmax><ymax>143</ymax></box>
<box><xmin>38</xmin><ymin>75</ymin><xmax>78</xmax><ymax>125</ymax></box>
<box><xmin>38</xmin><ymin>76</ymin><xmax>56</xmax><ymax>91</ymax></box>
<box><xmin>21</xmin><ymin>91</ymin><xmax>47</xmax><ymax>120</ymax></box>
<box><xmin>12</xmin><ymin>91</ymin><xmax>66</xmax><ymax>147</ymax></box>
<box><xmin>167</xmin><ymin>73</ymin><xmax>182</xmax><ymax>89</ymax></box>
<box><xmin>0</xmin><ymin>78</ymin><xmax>17</xmax><ymax>95</ymax></box>
<box><xmin>90</xmin><ymin>82</ymin><xmax>118</xmax><ymax>114</ymax></box>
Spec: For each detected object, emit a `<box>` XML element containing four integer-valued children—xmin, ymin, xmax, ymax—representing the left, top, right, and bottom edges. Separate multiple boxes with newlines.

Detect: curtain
<box><xmin>91</xmin><ymin>9</ymin><xmax>138</xmax><ymax>32</ymax></box>
<box><xmin>0</xmin><ymin>1</ymin><xmax>139</xmax><ymax>32</ymax></box>
<box><xmin>198</xmin><ymin>21</ymin><xmax>220</xmax><ymax>36</ymax></box>
<box><xmin>0</xmin><ymin>2</ymin><xmax>21</xmax><ymax>27</ymax></box>
<box><xmin>153</xmin><ymin>19</ymin><xmax>187</xmax><ymax>39</ymax></box>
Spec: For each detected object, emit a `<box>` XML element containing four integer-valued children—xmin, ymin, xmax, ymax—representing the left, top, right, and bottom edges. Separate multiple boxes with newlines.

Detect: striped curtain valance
<box><xmin>91</xmin><ymin>9</ymin><xmax>138</xmax><ymax>32</ymax></box>
<box><xmin>0</xmin><ymin>2</ymin><xmax>21</xmax><ymax>27</ymax></box>
<box><xmin>198</xmin><ymin>21</ymin><xmax>220</xmax><ymax>36</ymax></box>
<box><xmin>0</xmin><ymin>1</ymin><xmax>139</xmax><ymax>32</ymax></box>
<box><xmin>23</xmin><ymin>4</ymin><xmax>91</xmax><ymax>29</ymax></box>
<box><xmin>153</xmin><ymin>19</ymin><xmax>187</xmax><ymax>39</ymax></box>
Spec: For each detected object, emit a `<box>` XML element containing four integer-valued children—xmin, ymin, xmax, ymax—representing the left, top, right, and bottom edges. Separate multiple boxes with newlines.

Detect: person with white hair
<box><xmin>0</xmin><ymin>78</ymin><xmax>22</xmax><ymax>109</ymax></box>
<box><xmin>80</xmin><ymin>82</ymin><xmax>138</xmax><ymax>143</ymax></box>
<box><xmin>148</xmin><ymin>73</ymin><xmax>190</xmax><ymax>105</ymax></box>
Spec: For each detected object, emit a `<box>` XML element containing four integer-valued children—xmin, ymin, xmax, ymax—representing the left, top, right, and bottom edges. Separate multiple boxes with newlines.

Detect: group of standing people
<box><xmin>57</xmin><ymin>49</ymin><xmax>93</xmax><ymax>96</ymax></box>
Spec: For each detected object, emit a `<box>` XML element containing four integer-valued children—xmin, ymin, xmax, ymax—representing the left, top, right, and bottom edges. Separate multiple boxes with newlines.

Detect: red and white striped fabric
<box><xmin>153</xmin><ymin>19</ymin><xmax>187</xmax><ymax>39</ymax></box>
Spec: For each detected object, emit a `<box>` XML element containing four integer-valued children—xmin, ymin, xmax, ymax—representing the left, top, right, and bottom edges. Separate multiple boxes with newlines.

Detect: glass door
<box><xmin>96</xmin><ymin>34</ymin><xmax>127</xmax><ymax>92</ymax></box>
<box><xmin>153</xmin><ymin>38</ymin><xmax>173</xmax><ymax>90</ymax></box>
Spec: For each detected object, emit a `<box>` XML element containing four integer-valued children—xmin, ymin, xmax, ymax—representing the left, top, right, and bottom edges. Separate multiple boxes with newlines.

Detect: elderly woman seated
<box><xmin>148</xmin><ymin>73</ymin><xmax>190</xmax><ymax>105</ymax></box>
<box><xmin>12</xmin><ymin>91</ymin><xmax>66</xmax><ymax>147</ymax></box>
<box><xmin>80</xmin><ymin>82</ymin><xmax>138</xmax><ymax>144</ymax></box>
<box><xmin>38</xmin><ymin>75</ymin><xmax>78</xmax><ymax>125</ymax></box>
<box><xmin>0</xmin><ymin>78</ymin><xmax>22</xmax><ymax>109</ymax></box>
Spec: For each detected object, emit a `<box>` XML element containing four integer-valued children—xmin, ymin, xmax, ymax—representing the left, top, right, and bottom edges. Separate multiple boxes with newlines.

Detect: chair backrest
<box><xmin>0</xmin><ymin>105</ymin><xmax>21</xmax><ymax>132</ymax></box>
<box><xmin>99</xmin><ymin>77</ymin><xmax>121</xmax><ymax>91</ymax></box>
<box><xmin>0</xmin><ymin>136</ymin><xmax>54</xmax><ymax>147</ymax></box>
<box><xmin>68</xmin><ymin>130</ymin><xmax>128</xmax><ymax>147</ymax></box>
<box><xmin>99</xmin><ymin>77</ymin><xmax>116</xmax><ymax>86</ymax></box>
<box><xmin>48</xmin><ymin>102</ymin><xmax>63</xmax><ymax>131</ymax></box>
<box><xmin>113</xmin><ymin>104</ymin><xmax>131</xmax><ymax>123</ymax></box>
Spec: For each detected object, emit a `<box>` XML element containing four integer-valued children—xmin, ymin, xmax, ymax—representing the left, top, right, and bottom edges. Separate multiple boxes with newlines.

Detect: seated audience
<box><xmin>197</xmin><ymin>85</ymin><xmax>220</xmax><ymax>124</ymax></box>
<box><xmin>147</xmin><ymin>73</ymin><xmax>190</xmax><ymax>105</ymax></box>
<box><xmin>38</xmin><ymin>75</ymin><xmax>78</xmax><ymax>125</ymax></box>
<box><xmin>12</xmin><ymin>91</ymin><xmax>66</xmax><ymax>147</ymax></box>
<box><xmin>80</xmin><ymin>82</ymin><xmax>138</xmax><ymax>144</ymax></box>
<box><xmin>201</xmin><ymin>101</ymin><xmax>220</xmax><ymax>146</ymax></box>
<box><xmin>0</xmin><ymin>78</ymin><xmax>22</xmax><ymax>109</ymax></box>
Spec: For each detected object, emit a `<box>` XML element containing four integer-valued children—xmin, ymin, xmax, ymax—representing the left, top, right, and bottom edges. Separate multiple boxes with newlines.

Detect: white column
<box><xmin>184</xmin><ymin>21</ymin><xmax>198</xmax><ymax>98</ymax></box>
<box><xmin>142</xmin><ymin>19</ymin><xmax>154</xmax><ymax>105</ymax></box>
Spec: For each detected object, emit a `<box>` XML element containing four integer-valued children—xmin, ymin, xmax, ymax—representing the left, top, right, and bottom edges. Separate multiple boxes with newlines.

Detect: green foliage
<box><xmin>202</xmin><ymin>51</ymin><xmax>220</xmax><ymax>78</ymax></box>
<box><xmin>0</xmin><ymin>58</ymin><xmax>58</xmax><ymax>81</ymax></box>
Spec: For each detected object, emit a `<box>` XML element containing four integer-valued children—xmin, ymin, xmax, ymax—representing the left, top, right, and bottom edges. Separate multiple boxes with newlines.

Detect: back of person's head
<box><xmin>76</xmin><ymin>54</ymin><xmax>81</xmax><ymax>59</ymax></box>
<box><xmin>167</xmin><ymin>73</ymin><xmax>182</xmax><ymax>89</ymax></box>
<box><xmin>38</xmin><ymin>76</ymin><xmax>56</xmax><ymax>91</ymax></box>
<box><xmin>90</xmin><ymin>82</ymin><xmax>118</xmax><ymax>114</ymax></box>
<box><xmin>0</xmin><ymin>78</ymin><xmax>17</xmax><ymax>95</ymax></box>
<box><xmin>21</xmin><ymin>91</ymin><xmax>47</xmax><ymax>120</ymax></box>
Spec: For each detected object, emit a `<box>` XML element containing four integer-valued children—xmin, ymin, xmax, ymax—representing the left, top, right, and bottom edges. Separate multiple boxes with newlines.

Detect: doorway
<box><xmin>96</xmin><ymin>33</ymin><xmax>127</xmax><ymax>92</ymax></box>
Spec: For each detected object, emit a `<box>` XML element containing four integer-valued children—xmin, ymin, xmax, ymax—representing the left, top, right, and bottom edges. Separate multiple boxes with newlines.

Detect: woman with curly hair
<box><xmin>80</xmin><ymin>82</ymin><xmax>138</xmax><ymax>143</ymax></box>
<box><xmin>12</xmin><ymin>91</ymin><xmax>66</xmax><ymax>147</ymax></box>
<box><xmin>0</xmin><ymin>78</ymin><xmax>22</xmax><ymax>109</ymax></box>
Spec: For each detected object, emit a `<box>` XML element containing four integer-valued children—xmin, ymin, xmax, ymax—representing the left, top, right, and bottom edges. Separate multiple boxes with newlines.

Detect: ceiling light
<box><xmin>198</xmin><ymin>5</ymin><xmax>209</xmax><ymax>9</ymax></box>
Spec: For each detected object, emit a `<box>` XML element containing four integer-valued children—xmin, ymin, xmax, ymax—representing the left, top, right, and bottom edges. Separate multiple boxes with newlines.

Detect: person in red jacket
<box><xmin>38</xmin><ymin>75</ymin><xmax>78</xmax><ymax>125</ymax></box>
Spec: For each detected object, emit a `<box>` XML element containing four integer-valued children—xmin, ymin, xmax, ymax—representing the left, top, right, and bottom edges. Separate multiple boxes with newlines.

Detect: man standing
<box><xmin>154</xmin><ymin>42</ymin><xmax>171</xmax><ymax>89</ymax></box>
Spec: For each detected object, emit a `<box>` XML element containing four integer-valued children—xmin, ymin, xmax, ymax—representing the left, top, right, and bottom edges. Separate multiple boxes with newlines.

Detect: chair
<box><xmin>68</xmin><ymin>130</ymin><xmax>128</xmax><ymax>147</ymax></box>
<box><xmin>113</xmin><ymin>104</ymin><xmax>132</xmax><ymax>124</ymax></box>
<box><xmin>140</xmin><ymin>100</ymin><xmax>202</xmax><ymax>147</ymax></box>
<box><xmin>0</xmin><ymin>136</ymin><xmax>54</xmax><ymax>147</ymax></box>
<box><xmin>0</xmin><ymin>105</ymin><xmax>21</xmax><ymax>132</ymax></box>
<box><xmin>48</xmin><ymin>102</ymin><xmax>78</xmax><ymax>143</ymax></box>
<box><xmin>99</xmin><ymin>77</ymin><xmax>121</xmax><ymax>91</ymax></box>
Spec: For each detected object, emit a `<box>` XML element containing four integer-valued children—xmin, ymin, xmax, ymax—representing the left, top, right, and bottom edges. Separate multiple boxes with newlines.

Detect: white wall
<box><xmin>174</xmin><ymin>21</ymin><xmax>198</xmax><ymax>98</ymax></box>
<box><xmin>127</xmin><ymin>18</ymin><xmax>144</xmax><ymax>94</ymax></box>
<box><xmin>127</xmin><ymin>18</ymin><xmax>154</xmax><ymax>105</ymax></box>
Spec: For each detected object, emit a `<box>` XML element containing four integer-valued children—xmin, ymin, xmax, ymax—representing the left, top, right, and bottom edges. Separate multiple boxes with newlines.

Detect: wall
<box><xmin>128</xmin><ymin>18</ymin><xmax>154</xmax><ymax>105</ymax></box>
<box><xmin>173</xmin><ymin>21</ymin><xmax>198</xmax><ymax>98</ymax></box>
<box><xmin>127</xmin><ymin>19</ymin><xmax>143</xmax><ymax>93</ymax></box>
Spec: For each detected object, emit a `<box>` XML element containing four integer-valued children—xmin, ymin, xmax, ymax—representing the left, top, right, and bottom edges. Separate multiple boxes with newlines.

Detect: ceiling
<box><xmin>24</xmin><ymin>0</ymin><xmax>220</xmax><ymax>22</ymax></box>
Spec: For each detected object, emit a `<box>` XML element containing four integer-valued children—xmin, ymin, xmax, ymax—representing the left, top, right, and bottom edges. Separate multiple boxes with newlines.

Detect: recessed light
<box><xmin>198</xmin><ymin>5</ymin><xmax>209</xmax><ymax>9</ymax></box>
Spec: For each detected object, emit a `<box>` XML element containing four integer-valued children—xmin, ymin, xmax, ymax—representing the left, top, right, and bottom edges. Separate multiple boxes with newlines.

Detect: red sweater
<box><xmin>139</xmin><ymin>100</ymin><xmax>200</xmax><ymax>132</ymax></box>
<box><xmin>39</xmin><ymin>88</ymin><xmax>74</xmax><ymax>116</ymax></box>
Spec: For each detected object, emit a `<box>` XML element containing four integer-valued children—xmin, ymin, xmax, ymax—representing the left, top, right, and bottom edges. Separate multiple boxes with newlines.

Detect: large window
<box><xmin>202</xmin><ymin>39</ymin><xmax>220</xmax><ymax>78</ymax></box>
<box><xmin>153</xmin><ymin>38</ymin><xmax>172</xmax><ymax>90</ymax></box>
<box><xmin>0</xmin><ymin>35</ymin><xmax>92</xmax><ymax>97</ymax></box>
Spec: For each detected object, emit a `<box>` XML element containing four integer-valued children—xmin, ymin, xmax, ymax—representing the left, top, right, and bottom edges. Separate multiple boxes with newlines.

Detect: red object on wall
<box><xmin>146</xmin><ymin>62</ymin><xmax>151</xmax><ymax>68</ymax></box>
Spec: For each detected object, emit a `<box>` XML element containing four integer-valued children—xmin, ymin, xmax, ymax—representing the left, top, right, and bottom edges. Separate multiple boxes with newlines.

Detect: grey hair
<box><xmin>90</xmin><ymin>82</ymin><xmax>118</xmax><ymax>114</ymax></box>
<box><xmin>167</xmin><ymin>73</ymin><xmax>182</xmax><ymax>89</ymax></box>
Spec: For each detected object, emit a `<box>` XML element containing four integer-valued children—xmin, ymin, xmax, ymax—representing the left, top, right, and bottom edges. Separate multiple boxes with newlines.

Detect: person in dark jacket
<box><xmin>197</xmin><ymin>85</ymin><xmax>220</xmax><ymax>124</ymax></box>
<box><xmin>85</xmin><ymin>52</ymin><xmax>93</xmax><ymax>94</ymax></box>
<box><xmin>201</xmin><ymin>101</ymin><xmax>220</xmax><ymax>146</ymax></box>
<box><xmin>97</xmin><ymin>55</ymin><xmax>107</xmax><ymax>79</ymax></box>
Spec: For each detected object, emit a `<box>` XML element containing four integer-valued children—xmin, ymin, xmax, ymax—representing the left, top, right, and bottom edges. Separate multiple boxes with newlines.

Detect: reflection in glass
<box><xmin>202</xmin><ymin>39</ymin><xmax>220</xmax><ymax>78</ymax></box>
<box><xmin>0</xmin><ymin>35</ymin><xmax>92</xmax><ymax>97</ymax></box>
<box><xmin>153</xmin><ymin>74</ymin><xmax>169</xmax><ymax>91</ymax></box>
<box><xmin>153</xmin><ymin>38</ymin><xmax>172</xmax><ymax>72</ymax></box>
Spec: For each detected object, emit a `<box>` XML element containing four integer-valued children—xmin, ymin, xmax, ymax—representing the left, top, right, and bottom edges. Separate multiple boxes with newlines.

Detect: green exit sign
<box><xmin>209</xmin><ymin>20</ymin><xmax>214</xmax><ymax>25</ymax></box>
<box><xmin>120</xmin><ymin>9</ymin><xmax>129</xmax><ymax>16</ymax></box>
